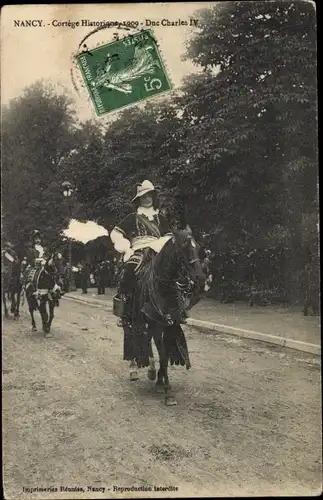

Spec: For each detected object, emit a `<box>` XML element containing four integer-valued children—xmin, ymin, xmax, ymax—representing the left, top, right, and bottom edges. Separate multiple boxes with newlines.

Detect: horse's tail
<box><xmin>164</xmin><ymin>324</ymin><xmax>191</xmax><ymax>370</ymax></box>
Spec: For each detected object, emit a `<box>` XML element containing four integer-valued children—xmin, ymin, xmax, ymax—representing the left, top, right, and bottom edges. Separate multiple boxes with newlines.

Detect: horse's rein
<box><xmin>153</xmin><ymin>235</ymin><xmax>199</xmax><ymax>289</ymax></box>
<box><xmin>175</xmin><ymin>236</ymin><xmax>200</xmax><ymax>267</ymax></box>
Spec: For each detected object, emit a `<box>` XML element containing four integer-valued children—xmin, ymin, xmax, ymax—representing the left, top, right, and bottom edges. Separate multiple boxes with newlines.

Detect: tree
<box><xmin>2</xmin><ymin>82</ymin><xmax>78</xmax><ymax>251</ymax></box>
<box><xmin>65</xmin><ymin>99</ymin><xmax>181</xmax><ymax>231</ymax></box>
<box><xmin>58</xmin><ymin>120</ymin><xmax>106</xmax><ymax>223</ymax></box>
<box><xmin>173</xmin><ymin>0</ymin><xmax>317</xmax><ymax>301</ymax></box>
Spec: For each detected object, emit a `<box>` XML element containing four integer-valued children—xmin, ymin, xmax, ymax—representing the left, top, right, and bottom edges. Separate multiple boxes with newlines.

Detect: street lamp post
<box><xmin>62</xmin><ymin>181</ymin><xmax>75</xmax><ymax>292</ymax></box>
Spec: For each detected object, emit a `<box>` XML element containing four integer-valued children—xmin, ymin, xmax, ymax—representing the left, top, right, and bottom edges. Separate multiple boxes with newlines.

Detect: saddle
<box><xmin>113</xmin><ymin>251</ymin><xmax>148</xmax><ymax>317</ymax></box>
<box><xmin>23</xmin><ymin>261</ymin><xmax>37</xmax><ymax>279</ymax></box>
<box><xmin>127</xmin><ymin>252</ymin><xmax>144</xmax><ymax>274</ymax></box>
<box><xmin>24</xmin><ymin>265</ymin><xmax>42</xmax><ymax>290</ymax></box>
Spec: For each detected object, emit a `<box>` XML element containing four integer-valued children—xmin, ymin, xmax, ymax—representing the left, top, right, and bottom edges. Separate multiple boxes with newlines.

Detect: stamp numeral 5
<box><xmin>144</xmin><ymin>76</ymin><xmax>162</xmax><ymax>92</ymax></box>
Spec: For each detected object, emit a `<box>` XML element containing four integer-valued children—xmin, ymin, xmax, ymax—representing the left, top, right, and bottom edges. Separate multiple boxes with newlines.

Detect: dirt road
<box><xmin>3</xmin><ymin>300</ymin><xmax>322</xmax><ymax>498</ymax></box>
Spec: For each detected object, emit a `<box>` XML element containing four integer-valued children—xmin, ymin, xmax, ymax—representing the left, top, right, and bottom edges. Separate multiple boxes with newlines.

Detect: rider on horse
<box><xmin>110</xmin><ymin>180</ymin><xmax>173</xmax><ymax>324</ymax></box>
<box><xmin>2</xmin><ymin>240</ymin><xmax>18</xmax><ymax>264</ymax></box>
<box><xmin>2</xmin><ymin>241</ymin><xmax>20</xmax><ymax>286</ymax></box>
<box><xmin>2</xmin><ymin>241</ymin><xmax>20</xmax><ymax>281</ymax></box>
<box><xmin>23</xmin><ymin>230</ymin><xmax>62</xmax><ymax>301</ymax></box>
<box><xmin>2</xmin><ymin>240</ymin><xmax>23</xmax><ymax>318</ymax></box>
<box><xmin>24</xmin><ymin>230</ymin><xmax>45</xmax><ymax>267</ymax></box>
<box><xmin>23</xmin><ymin>230</ymin><xmax>46</xmax><ymax>281</ymax></box>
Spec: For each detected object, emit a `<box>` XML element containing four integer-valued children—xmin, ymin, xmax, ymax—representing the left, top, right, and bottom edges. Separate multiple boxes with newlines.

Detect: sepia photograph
<box><xmin>1</xmin><ymin>2</ymin><xmax>320</xmax><ymax>498</ymax></box>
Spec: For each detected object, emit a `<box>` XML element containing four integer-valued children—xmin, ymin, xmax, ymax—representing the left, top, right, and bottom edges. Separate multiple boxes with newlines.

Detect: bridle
<box><xmin>172</xmin><ymin>234</ymin><xmax>200</xmax><ymax>267</ymax></box>
<box><xmin>36</xmin><ymin>254</ymin><xmax>59</xmax><ymax>280</ymax></box>
<box><xmin>170</xmin><ymin>234</ymin><xmax>202</xmax><ymax>294</ymax></box>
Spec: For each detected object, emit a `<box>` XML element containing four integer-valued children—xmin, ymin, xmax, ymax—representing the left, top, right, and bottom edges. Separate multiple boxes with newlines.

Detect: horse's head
<box><xmin>45</xmin><ymin>250</ymin><xmax>63</xmax><ymax>270</ymax></box>
<box><xmin>44</xmin><ymin>253</ymin><xmax>61</xmax><ymax>280</ymax></box>
<box><xmin>171</xmin><ymin>229</ymin><xmax>205</xmax><ymax>291</ymax></box>
<box><xmin>43</xmin><ymin>253</ymin><xmax>66</xmax><ymax>297</ymax></box>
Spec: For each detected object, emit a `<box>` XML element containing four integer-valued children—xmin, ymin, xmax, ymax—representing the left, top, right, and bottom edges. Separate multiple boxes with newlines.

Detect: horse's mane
<box><xmin>153</xmin><ymin>229</ymin><xmax>193</xmax><ymax>277</ymax></box>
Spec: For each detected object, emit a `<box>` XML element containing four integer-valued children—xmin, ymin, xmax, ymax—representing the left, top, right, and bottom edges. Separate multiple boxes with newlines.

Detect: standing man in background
<box><xmin>80</xmin><ymin>260</ymin><xmax>89</xmax><ymax>294</ymax></box>
<box><xmin>95</xmin><ymin>261</ymin><xmax>106</xmax><ymax>295</ymax></box>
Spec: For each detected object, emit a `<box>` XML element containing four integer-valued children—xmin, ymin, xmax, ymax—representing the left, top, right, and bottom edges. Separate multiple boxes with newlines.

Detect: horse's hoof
<box><xmin>165</xmin><ymin>396</ymin><xmax>177</xmax><ymax>406</ymax></box>
<box><xmin>32</xmin><ymin>326</ymin><xmax>37</xmax><ymax>332</ymax></box>
<box><xmin>147</xmin><ymin>367</ymin><xmax>156</xmax><ymax>381</ymax></box>
<box><xmin>45</xmin><ymin>332</ymin><xmax>53</xmax><ymax>338</ymax></box>
<box><xmin>155</xmin><ymin>383</ymin><xmax>164</xmax><ymax>394</ymax></box>
<box><xmin>130</xmin><ymin>371</ymin><xmax>139</xmax><ymax>381</ymax></box>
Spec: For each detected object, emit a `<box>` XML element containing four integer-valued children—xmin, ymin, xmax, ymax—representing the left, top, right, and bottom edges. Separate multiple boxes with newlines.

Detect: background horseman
<box><xmin>23</xmin><ymin>229</ymin><xmax>47</xmax><ymax>283</ymax></box>
<box><xmin>24</xmin><ymin>230</ymin><xmax>62</xmax><ymax>293</ymax></box>
<box><xmin>22</xmin><ymin>230</ymin><xmax>63</xmax><ymax>335</ymax></box>
<box><xmin>2</xmin><ymin>240</ymin><xmax>22</xmax><ymax>318</ymax></box>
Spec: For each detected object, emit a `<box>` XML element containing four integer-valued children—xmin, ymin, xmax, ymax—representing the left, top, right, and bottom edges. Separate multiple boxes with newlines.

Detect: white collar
<box><xmin>137</xmin><ymin>206</ymin><xmax>159</xmax><ymax>221</ymax></box>
<box><xmin>34</xmin><ymin>244</ymin><xmax>44</xmax><ymax>258</ymax></box>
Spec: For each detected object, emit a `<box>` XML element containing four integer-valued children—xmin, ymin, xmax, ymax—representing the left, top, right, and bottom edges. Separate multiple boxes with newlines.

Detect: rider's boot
<box><xmin>180</xmin><ymin>309</ymin><xmax>189</xmax><ymax>324</ymax></box>
<box><xmin>116</xmin><ymin>294</ymin><xmax>132</xmax><ymax>327</ymax></box>
<box><xmin>115</xmin><ymin>262</ymin><xmax>136</xmax><ymax>326</ymax></box>
<box><xmin>123</xmin><ymin>293</ymin><xmax>133</xmax><ymax>322</ymax></box>
<box><xmin>115</xmin><ymin>284</ymin><xmax>125</xmax><ymax>327</ymax></box>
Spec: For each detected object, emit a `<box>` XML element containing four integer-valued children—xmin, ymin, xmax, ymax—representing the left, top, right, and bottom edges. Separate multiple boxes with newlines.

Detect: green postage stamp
<box><xmin>76</xmin><ymin>29</ymin><xmax>173</xmax><ymax>115</ymax></box>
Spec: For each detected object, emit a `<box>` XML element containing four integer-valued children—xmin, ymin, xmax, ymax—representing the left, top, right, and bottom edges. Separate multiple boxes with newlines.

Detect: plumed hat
<box><xmin>131</xmin><ymin>180</ymin><xmax>156</xmax><ymax>202</ymax></box>
<box><xmin>30</xmin><ymin>230</ymin><xmax>42</xmax><ymax>245</ymax></box>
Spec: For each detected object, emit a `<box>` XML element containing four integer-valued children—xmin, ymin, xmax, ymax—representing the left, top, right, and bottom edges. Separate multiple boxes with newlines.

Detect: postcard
<box><xmin>1</xmin><ymin>2</ymin><xmax>320</xmax><ymax>499</ymax></box>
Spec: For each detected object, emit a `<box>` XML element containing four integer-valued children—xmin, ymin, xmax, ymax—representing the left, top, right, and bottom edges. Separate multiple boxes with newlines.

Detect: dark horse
<box><xmin>2</xmin><ymin>256</ymin><xmax>22</xmax><ymax>319</ymax></box>
<box><xmin>120</xmin><ymin>229</ymin><xmax>205</xmax><ymax>406</ymax></box>
<box><xmin>24</xmin><ymin>255</ymin><xmax>63</xmax><ymax>337</ymax></box>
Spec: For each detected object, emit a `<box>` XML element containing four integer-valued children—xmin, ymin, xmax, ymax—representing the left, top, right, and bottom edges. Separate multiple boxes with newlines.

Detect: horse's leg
<box><xmin>10</xmin><ymin>291</ymin><xmax>16</xmax><ymax>313</ymax></box>
<box><xmin>129</xmin><ymin>358</ymin><xmax>139</xmax><ymax>381</ymax></box>
<box><xmin>152</xmin><ymin>329</ymin><xmax>166</xmax><ymax>394</ymax></box>
<box><xmin>163</xmin><ymin>355</ymin><xmax>177</xmax><ymax>406</ymax></box>
<box><xmin>14</xmin><ymin>290</ymin><xmax>21</xmax><ymax>319</ymax></box>
<box><xmin>153</xmin><ymin>326</ymin><xmax>177</xmax><ymax>406</ymax></box>
<box><xmin>156</xmin><ymin>368</ymin><xmax>165</xmax><ymax>393</ymax></box>
<box><xmin>39</xmin><ymin>297</ymin><xmax>49</xmax><ymax>335</ymax></box>
<box><xmin>3</xmin><ymin>290</ymin><xmax>9</xmax><ymax>318</ymax></box>
<box><xmin>46</xmin><ymin>300</ymin><xmax>55</xmax><ymax>336</ymax></box>
<box><xmin>147</xmin><ymin>334</ymin><xmax>156</xmax><ymax>380</ymax></box>
<box><xmin>28</xmin><ymin>298</ymin><xmax>37</xmax><ymax>331</ymax></box>
<box><xmin>127</xmin><ymin>292</ymin><xmax>139</xmax><ymax>381</ymax></box>
<box><xmin>148</xmin><ymin>356</ymin><xmax>156</xmax><ymax>380</ymax></box>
